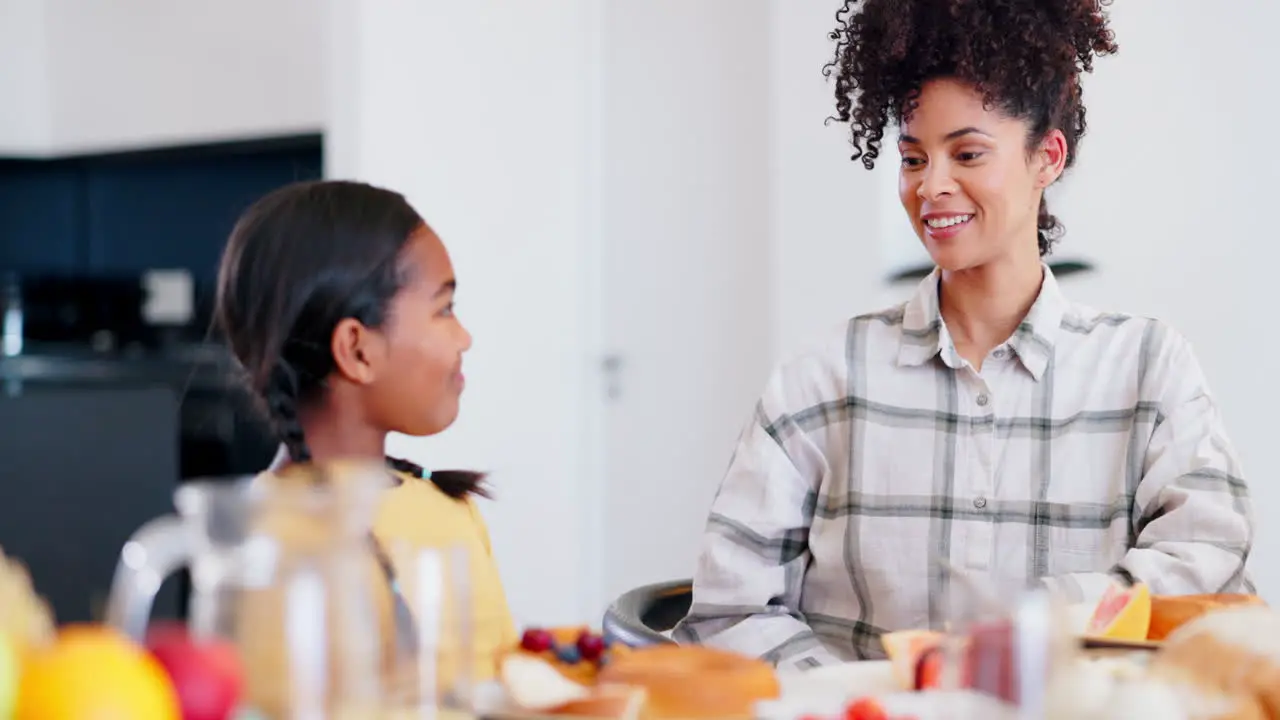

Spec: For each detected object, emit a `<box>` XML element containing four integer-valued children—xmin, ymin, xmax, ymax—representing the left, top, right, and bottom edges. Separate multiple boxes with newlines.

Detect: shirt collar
<box><xmin>896</xmin><ymin>263</ymin><xmax>1066</xmax><ymax>381</ymax></box>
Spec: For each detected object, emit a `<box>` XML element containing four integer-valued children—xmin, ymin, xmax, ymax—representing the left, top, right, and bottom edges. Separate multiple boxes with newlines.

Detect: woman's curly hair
<box><xmin>824</xmin><ymin>0</ymin><xmax>1118</xmax><ymax>255</ymax></box>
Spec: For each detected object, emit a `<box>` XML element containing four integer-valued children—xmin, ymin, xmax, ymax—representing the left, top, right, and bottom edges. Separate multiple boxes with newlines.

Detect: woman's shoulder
<box><xmin>1058</xmin><ymin>300</ymin><xmax>1208</xmax><ymax>395</ymax></box>
<box><xmin>1059</xmin><ymin>300</ymin><xmax>1194</xmax><ymax>355</ymax></box>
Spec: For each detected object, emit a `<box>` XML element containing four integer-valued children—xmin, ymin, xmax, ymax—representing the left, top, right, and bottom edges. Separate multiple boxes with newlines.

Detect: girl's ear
<box><xmin>331</xmin><ymin>318</ymin><xmax>387</xmax><ymax>385</ymax></box>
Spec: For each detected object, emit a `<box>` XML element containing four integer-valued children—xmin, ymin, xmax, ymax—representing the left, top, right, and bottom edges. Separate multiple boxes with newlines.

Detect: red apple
<box><xmin>145</xmin><ymin>622</ymin><xmax>243</xmax><ymax>720</ymax></box>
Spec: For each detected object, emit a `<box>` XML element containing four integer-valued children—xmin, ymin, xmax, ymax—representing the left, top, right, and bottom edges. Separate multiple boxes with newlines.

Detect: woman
<box><xmin>673</xmin><ymin>0</ymin><xmax>1253</xmax><ymax>668</ymax></box>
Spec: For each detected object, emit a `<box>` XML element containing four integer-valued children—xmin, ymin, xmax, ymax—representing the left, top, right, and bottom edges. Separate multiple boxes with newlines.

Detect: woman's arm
<box><xmin>673</xmin><ymin>391</ymin><xmax>845</xmax><ymax>670</ymax></box>
<box><xmin>1042</xmin><ymin>327</ymin><xmax>1254</xmax><ymax>605</ymax></box>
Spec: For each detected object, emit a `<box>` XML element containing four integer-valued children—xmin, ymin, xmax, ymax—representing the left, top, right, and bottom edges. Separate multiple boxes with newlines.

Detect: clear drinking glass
<box><xmin>932</xmin><ymin>566</ymin><xmax>1075</xmax><ymax>719</ymax></box>
<box><xmin>381</xmin><ymin>542</ymin><xmax>475</xmax><ymax>720</ymax></box>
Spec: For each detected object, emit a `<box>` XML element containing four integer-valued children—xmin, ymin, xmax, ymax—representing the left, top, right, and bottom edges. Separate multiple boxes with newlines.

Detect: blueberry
<box><xmin>556</xmin><ymin>644</ymin><xmax>581</xmax><ymax>664</ymax></box>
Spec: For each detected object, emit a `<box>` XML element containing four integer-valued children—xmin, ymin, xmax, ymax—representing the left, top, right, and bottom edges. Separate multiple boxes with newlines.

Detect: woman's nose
<box><xmin>917</xmin><ymin>163</ymin><xmax>956</xmax><ymax>200</ymax></box>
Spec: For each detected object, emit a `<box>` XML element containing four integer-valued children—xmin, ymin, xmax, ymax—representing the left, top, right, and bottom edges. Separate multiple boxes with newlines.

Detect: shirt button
<box><xmin>993</xmin><ymin>348</ymin><xmax>1008</xmax><ymax>360</ymax></box>
<box><xmin>976</xmin><ymin>394</ymin><xmax>990</xmax><ymax>407</ymax></box>
<box><xmin>973</xmin><ymin>496</ymin><xmax>988</xmax><ymax>509</ymax></box>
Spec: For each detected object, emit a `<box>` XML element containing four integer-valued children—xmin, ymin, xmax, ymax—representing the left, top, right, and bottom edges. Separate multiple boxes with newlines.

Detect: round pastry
<box><xmin>1046</xmin><ymin>655</ymin><xmax>1265</xmax><ymax>720</ymax></box>
<box><xmin>515</xmin><ymin>626</ymin><xmax>630</xmax><ymax>685</ymax></box>
<box><xmin>596</xmin><ymin>644</ymin><xmax>781</xmax><ymax>719</ymax></box>
<box><xmin>1150</xmin><ymin>605</ymin><xmax>1280</xmax><ymax>718</ymax></box>
<box><xmin>1147</xmin><ymin>594</ymin><xmax>1266</xmax><ymax>641</ymax></box>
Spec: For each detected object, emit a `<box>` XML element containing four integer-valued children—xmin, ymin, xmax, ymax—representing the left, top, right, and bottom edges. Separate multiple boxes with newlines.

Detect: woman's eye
<box><xmin>901</xmin><ymin>156</ymin><xmax>925</xmax><ymax>168</ymax></box>
<box><xmin>957</xmin><ymin>151</ymin><xmax>984</xmax><ymax>162</ymax></box>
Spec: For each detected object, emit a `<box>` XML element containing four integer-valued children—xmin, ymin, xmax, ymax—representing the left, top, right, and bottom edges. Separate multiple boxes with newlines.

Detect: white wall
<box><xmin>326</xmin><ymin>0</ymin><xmax>602</xmax><ymax>628</ymax></box>
<box><xmin>597</xmin><ymin>1</ymin><xmax>774</xmax><ymax>603</ymax></box>
<box><xmin>767</xmin><ymin>0</ymin><xmax>886</xmax><ymax>357</ymax></box>
<box><xmin>0</xmin><ymin>1</ymin><xmax>52</xmax><ymax>153</ymax></box>
<box><xmin>0</xmin><ymin>0</ymin><xmax>324</xmax><ymax>157</ymax></box>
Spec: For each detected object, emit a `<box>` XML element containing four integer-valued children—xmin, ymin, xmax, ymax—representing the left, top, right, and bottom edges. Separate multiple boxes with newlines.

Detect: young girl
<box><xmin>213</xmin><ymin>180</ymin><xmax>516</xmax><ymax>702</ymax></box>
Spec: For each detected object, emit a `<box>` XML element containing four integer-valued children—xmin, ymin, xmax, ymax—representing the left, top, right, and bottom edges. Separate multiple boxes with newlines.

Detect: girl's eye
<box><xmin>439</xmin><ymin>302</ymin><xmax>455</xmax><ymax>318</ymax></box>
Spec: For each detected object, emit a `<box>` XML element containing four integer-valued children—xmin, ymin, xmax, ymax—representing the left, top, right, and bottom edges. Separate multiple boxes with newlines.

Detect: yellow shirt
<box><xmin>235</xmin><ymin>463</ymin><xmax>516</xmax><ymax>715</ymax></box>
<box><xmin>371</xmin><ymin>469</ymin><xmax>518</xmax><ymax>682</ymax></box>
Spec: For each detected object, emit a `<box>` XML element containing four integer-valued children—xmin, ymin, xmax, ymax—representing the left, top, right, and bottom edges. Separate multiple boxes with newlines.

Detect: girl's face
<box><xmin>897</xmin><ymin>78</ymin><xmax>1065</xmax><ymax>272</ymax></box>
<box><xmin>362</xmin><ymin>226</ymin><xmax>473</xmax><ymax>437</ymax></box>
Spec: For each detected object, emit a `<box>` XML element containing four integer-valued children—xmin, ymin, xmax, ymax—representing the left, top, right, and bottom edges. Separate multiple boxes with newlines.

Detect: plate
<box><xmin>1079</xmin><ymin>636</ymin><xmax>1160</xmax><ymax>652</ymax></box>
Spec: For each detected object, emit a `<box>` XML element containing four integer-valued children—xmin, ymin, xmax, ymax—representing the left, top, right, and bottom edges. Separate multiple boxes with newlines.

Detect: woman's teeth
<box><xmin>926</xmin><ymin>214</ymin><xmax>972</xmax><ymax>228</ymax></box>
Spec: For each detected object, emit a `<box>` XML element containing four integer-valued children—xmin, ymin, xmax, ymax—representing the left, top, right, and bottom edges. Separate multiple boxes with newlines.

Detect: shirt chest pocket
<box><xmin>1045</xmin><ymin>517</ymin><xmax>1130</xmax><ymax>576</ymax></box>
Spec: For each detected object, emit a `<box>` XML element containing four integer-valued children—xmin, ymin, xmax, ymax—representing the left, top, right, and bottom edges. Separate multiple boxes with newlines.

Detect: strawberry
<box><xmin>843</xmin><ymin>696</ymin><xmax>888</xmax><ymax>720</ymax></box>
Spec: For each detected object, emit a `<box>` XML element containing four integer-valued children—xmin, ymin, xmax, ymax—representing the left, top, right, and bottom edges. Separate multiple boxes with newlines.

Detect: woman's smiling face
<box><xmin>897</xmin><ymin>77</ymin><xmax>1066</xmax><ymax>271</ymax></box>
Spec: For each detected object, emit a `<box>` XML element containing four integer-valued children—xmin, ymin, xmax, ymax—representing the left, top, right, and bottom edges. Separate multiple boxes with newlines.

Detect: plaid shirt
<box><xmin>672</xmin><ymin>265</ymin><xmax>1254</xmax><ymax>669</ymax></box>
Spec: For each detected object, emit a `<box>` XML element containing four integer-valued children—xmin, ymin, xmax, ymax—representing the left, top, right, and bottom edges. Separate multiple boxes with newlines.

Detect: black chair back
<box><xmin>602</xmin><ymin>579</ymin><xmax>692</xmax><ymax>647</ymax></box>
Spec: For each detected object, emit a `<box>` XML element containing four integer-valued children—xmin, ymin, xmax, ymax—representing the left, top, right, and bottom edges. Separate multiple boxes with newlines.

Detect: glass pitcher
<box><xmin>105</xmin><ymin>461</ymin><xmax>413</xmax><ymax>718</ymax></box>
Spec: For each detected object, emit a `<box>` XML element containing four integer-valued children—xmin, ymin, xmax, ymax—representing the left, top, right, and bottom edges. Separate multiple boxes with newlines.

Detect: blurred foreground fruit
<box><xmin>146</xmin><ymin>622</ymin><xmax>243</xmax><ymax>720</ymax></box>
<box><xmin>15</xmin><ymin>624</ymin><xmax>180</xmax><ymax>720</ymax></box>
<box><xmin>0</xmin><ymin>633</ymin><xmax>17</xmax><ymax>718</ymax></box>
<box><xmin>879</xmin><ymin>629</ymin><xmax>943</xmax><ymax>689</ymax></box>
<box><xmin>0</xmin><ymin>549</ymin><xmax>55</xmax><ymax>652</ymax></box>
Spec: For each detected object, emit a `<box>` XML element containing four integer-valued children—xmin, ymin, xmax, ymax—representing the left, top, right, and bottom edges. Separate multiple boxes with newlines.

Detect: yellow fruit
<box><xmin>0</xmin><ymin>633</ymin><xmax>17</xmax><ymax>717</ymax></box>
<box><xmin>1086</xmin><ymin>582</ymin><xmax>1152</xmax><ymax>641</ymax></box>
<box><xmin>15</xmin><ymin>624</ymin><xmax>180</xmax><ymax>720</ymax></box>
<box><xmin>0</xmin><ymin>549</ymin><xmax>55</xmax><ymax>652</ymax></box>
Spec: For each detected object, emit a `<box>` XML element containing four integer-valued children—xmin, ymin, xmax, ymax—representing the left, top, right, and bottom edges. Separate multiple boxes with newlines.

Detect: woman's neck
<box><xmin>939</xmin><ymin>253</ymin><xmax>1045</xmax><ymax>369</ymax></box>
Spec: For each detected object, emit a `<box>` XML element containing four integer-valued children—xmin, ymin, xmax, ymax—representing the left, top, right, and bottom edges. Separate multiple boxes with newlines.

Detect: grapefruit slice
<box><xmin>880</xmin><ymin>629</ymin><xmax>944</xmax><ymax>689</ymax></box>
<box><xmin>1086</xmin><ymin>582</ymin><xmax>1152</xmax><ymax>641</ymax></box>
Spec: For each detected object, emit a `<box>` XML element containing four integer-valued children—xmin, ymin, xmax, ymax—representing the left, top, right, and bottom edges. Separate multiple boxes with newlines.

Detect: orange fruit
<box><xmin>1086</xmin><ymin>582</ymin><xmax>1152</xmax><ymax>641</ymax></box>
<box><xmin>14</xmin><ymin>624</ymin><xmax>180</xmax><ymax>720</ymax></box>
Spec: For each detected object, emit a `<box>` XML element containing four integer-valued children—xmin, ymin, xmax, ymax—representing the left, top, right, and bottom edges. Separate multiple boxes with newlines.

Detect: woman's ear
<box><xmin>331</xmin><ymin>318</ymin><xmax>386</xmax><ymax>385</ymax></box>
<box><xmin>1036</xmin><ymin>129</ymin><xmax>1069</xmax><ymax>188</ymax></box>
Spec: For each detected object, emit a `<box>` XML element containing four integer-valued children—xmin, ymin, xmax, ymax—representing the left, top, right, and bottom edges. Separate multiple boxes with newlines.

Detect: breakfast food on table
<box><xmin>597</xmin><ymin>644</ymin><xmax>781</xmax><ymax>719</ymax></box>
<box><xmin>1086</xmin><ymin>582</ymin><xmax>1152</xmax><ymax>642</ymax></box>
<box><xmin>502</xmin><ymin>629</ymin><xmax>780</xmax><ymax>719</ymax></box>
<box><xmin>0</xmin><ymin>632</ymin><xmax>18</xmax><ymax>719</ymax></box>
<box><xmin>514</xmin><ymin>626</ymin><xmax>631</xmax><ymax>684</ymax></box>
<box><xmin>1045</xmin><ymin>653</ymin><xmax>1266</xmax><ymax>720</ymax></box>
<box><xmin>0</xmin><ymin>549</ymin><xmax>55</xmax><ymax>653</ymax></box>
<box><xmin>1077</xmin><ymin>583</ymin><xmax>1268</xmax><ymax>645</ymax></box>
<box><xmin>501</xmin><ymin>653</ymin><xmax>645</xmax><ymax>719</ymax></box>
<box><xmin>880</xmin><ymin>629</ymin><xmax>945</xmax><ymax>690</ymax></box>
<box><xmin>857</xmin><ymin>591</ymin><xmax>1280</xmax><ymax>720</ymax></box>
<box><xmin>1147</xmin><ymin>593</ymin><xmax>1267</xmax><ymax>642</ymax></box>
<box><xmin>1149</xmin><ymin>604</ymin><xmax>1280</xmax><ymax>719</ymax></box>
<box><xmin>145</xmin><ymin>622</ymin><xmax>244</xmax><ymax>720</ymax></box>
<box><xmin>15</xmin><ymin>624</ymin><xmax>182</xmax><ymax>720</ymax></box>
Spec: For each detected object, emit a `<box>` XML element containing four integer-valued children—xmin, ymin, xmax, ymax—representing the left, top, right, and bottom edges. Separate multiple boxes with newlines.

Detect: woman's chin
<box><xmin>924</xmin><ymin>248</ymin><xmax>984</xmax><ymax>274</ymax></box>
